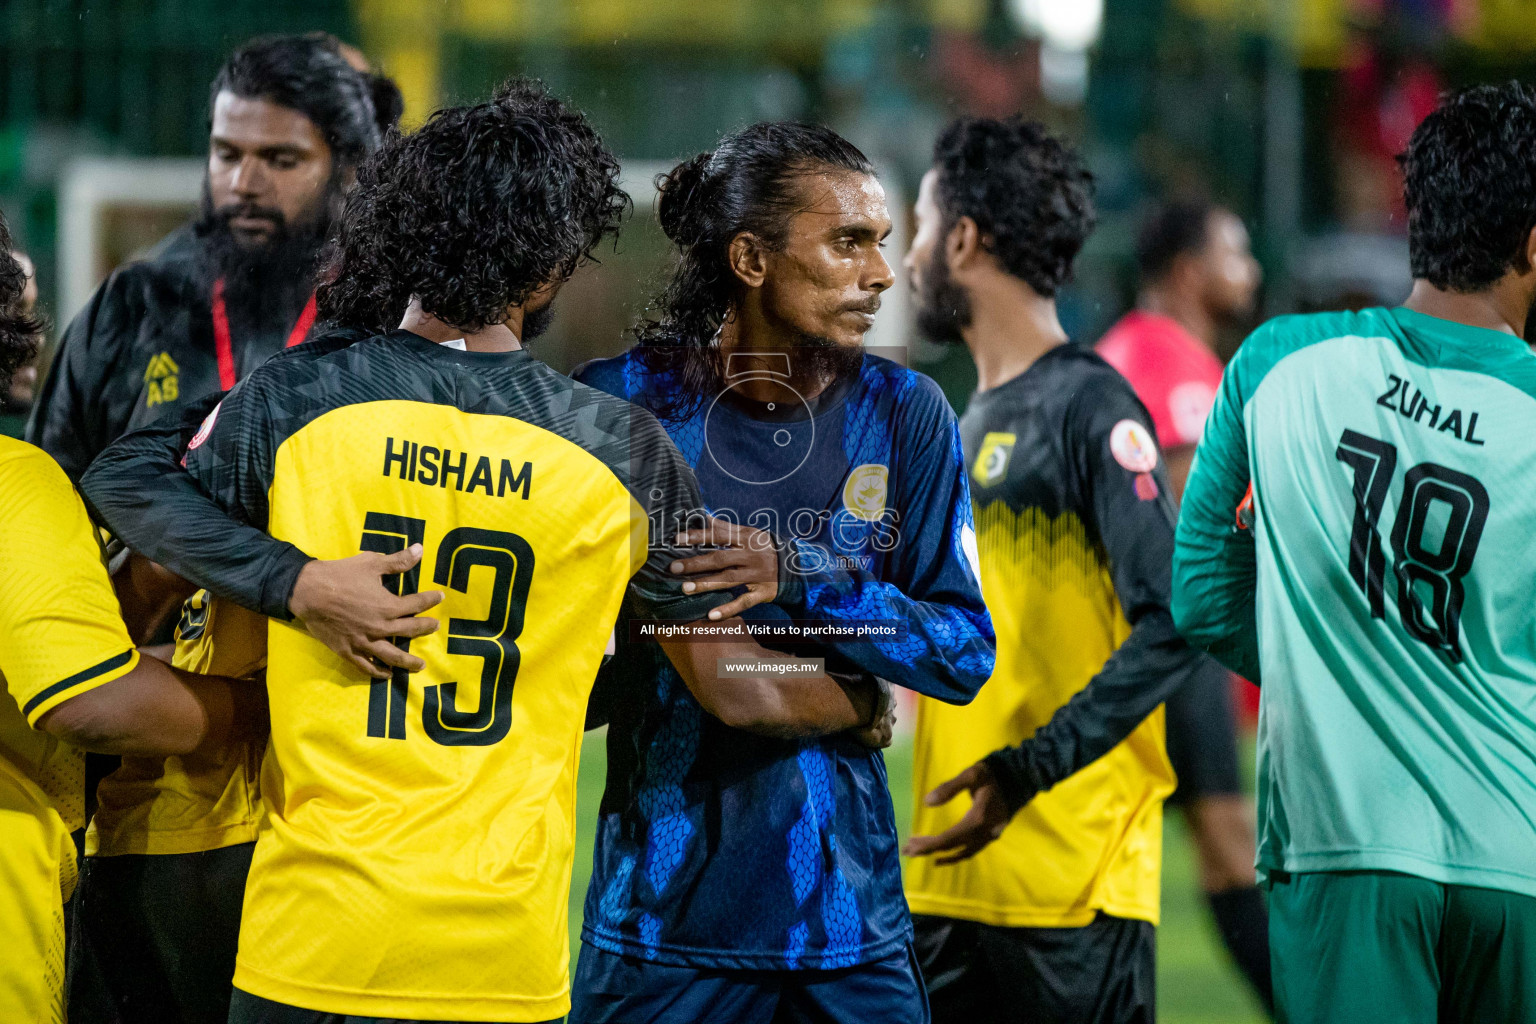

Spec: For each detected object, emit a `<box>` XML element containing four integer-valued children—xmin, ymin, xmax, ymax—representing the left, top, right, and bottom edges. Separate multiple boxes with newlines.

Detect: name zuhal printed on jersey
<box><xmin>1376</xmin><ymin>374</ymin><xmax>1486</xmax><ymax>445</ymax></box>
<box><xmin>381</xmin><ymin>436</ymin><xmax>533</xmax><ymax>499</ymax></box>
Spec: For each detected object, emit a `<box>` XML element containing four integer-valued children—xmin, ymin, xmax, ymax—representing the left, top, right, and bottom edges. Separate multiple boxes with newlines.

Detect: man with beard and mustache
<box><xmin>562</xmin><ymin>122</ymin><xmax>994</xmax><ymax>1023</ymax></box>
<box><xmin>25</xmin><ymin>35</ymin><xmax>398</xmax><ymax>1024</ymax></box>
<box><xmin>1097</xmin><ymin>201</ymin><xmax>1274</xmax><ymax>1017</ymax></box>
<box><xmin>900</xmin><ymin>117</ymin><xmax>1201</xmax><ymax>1024</ymax></box>
<box><xmin>29</xmin><ymin>34</ymin><xmax>395</xmax><ymax>482</ymax></box>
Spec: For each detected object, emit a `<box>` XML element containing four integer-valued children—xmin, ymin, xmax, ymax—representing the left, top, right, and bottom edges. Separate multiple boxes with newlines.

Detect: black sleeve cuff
<box><xmin>261</xmin><ymin>546</ymin><xmax>314</xmax><ymax>622</ymax></box>
<box><xmin>983</xmin><ymin>748</ymin><xmax>1046</xmax><ymax>815</ymax></box>
<box><xmin>774</xmin><ymin>535</ymin><xmax>806</xmax><ymax>610</ymax></box>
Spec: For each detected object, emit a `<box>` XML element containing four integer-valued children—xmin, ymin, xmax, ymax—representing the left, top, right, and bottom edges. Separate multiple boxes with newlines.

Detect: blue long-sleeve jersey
<box><xmin>575</xmin><ymin>349</ymin><xmax>995</xmax><ymax>970</ymax></box>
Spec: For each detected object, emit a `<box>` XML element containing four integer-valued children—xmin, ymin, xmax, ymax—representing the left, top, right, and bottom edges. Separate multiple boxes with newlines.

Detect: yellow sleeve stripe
<box><xmin>22</xmin><ymin>649</ymin><xmax>140</xmax><ymax>726</ymax></box>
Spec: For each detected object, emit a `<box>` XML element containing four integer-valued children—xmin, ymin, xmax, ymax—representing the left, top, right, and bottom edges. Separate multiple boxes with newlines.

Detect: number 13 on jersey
<box><xmin>358</xmin><ymin>510</ymin><xmax>534</xmax><ymax>746</ymax></box>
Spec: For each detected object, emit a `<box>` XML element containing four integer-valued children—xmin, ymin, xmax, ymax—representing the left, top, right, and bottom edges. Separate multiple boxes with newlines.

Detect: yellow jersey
<box><xmin>87</xmin><ymin>590</ymin><xmax>268</xmax><ymax>856</ymax></box>
<box><xmin>0</xmin><ymin>437</ymin><xmax>139</xmax><ymax>1023</ymax></box>
<box><xmin>107</xmin><ymin>331</ymin><xmax>717</xmax><ymax>1020</ymax></box>
<box><xmin>907</xmin><ymin>347</ymin><xmax>1184</xmax><ymax>929</ymax></box>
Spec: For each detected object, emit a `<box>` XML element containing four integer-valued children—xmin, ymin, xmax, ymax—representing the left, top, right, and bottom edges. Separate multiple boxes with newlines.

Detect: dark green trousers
<box><xmin>1269</xmin><ymin>869</ymin><xmax>1536</xmax><ymax>1024</ymax></box>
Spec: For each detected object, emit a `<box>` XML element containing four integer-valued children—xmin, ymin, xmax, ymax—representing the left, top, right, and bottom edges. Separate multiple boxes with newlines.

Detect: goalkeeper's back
<box><xmin>1174</xmin><ymin>304</ymin><xmax>1536</xmax><ymax>899</ymax></box>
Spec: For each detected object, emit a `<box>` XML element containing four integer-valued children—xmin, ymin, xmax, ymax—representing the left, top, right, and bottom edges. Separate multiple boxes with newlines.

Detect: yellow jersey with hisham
<box><xmin>161</xmin><ymin>328</ymin><xmax>717</xmax><ymax>1021</ymax></box>
<box><xmin>0</xmin><ymin>437</ymin><xmax>139</xmax><ymax>1024</ymax></box>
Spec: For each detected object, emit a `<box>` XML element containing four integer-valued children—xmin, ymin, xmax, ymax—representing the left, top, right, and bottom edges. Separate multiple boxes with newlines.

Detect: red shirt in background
<box><xmin>1096</xmin><ymin>310</ymin><xmax>1223</xmax><ymax>449</ymax></box>
<box><xmin>1096</xmin><ymin>309</ymin><xmax>1260</xmax><ymax>723</ymax></box>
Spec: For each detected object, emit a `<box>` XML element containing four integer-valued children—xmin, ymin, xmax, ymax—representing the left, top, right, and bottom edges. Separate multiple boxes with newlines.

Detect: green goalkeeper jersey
<box><xmin>1174</xmin><ymin>305</ymin><xmax>1536</xmax><ymax>897</ymax></box>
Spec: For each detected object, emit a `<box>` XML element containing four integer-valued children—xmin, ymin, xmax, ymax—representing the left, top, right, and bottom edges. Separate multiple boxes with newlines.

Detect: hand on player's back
<box><xmin>670</xmin><ymin>517</ymin><xmax>780</xmax><ymax>620</ymax></box>
<box><xmin>288</xmin><ymin>545</ymin><xmax>443</xmax><ymax>679</ymax></box>
<box><xmin>902</xmin><ymin>760</ymin><xmax>1013</xmax><ymax>865</ymax></box>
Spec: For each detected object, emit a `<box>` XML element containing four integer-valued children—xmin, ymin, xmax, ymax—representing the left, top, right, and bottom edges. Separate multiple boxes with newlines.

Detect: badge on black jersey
<box><xmin>972</xmin><ymin>431</ymin><xmax>1017</xmax><ymax>487</ymax></box>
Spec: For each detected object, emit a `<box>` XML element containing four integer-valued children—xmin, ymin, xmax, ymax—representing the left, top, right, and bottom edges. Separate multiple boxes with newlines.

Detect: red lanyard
<box><xmin>210</xmin><ymin>277</ymin><xmax>317</xmax><ymax>391</ymax></box>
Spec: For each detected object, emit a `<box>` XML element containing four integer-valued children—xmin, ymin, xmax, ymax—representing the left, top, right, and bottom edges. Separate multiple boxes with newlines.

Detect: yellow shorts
<box><xmin>0</xmin><ymin>776</ymin><xmax>73</xmax><ymax>1024</ymax></box>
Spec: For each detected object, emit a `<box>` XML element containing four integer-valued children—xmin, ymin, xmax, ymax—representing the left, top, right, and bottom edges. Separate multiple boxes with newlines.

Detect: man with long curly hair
<box><xmin>566</xmin><ymin>122</ymin><xmax>994</xmax><ymax>1024</ymax></box>
<box><xmin>901</xmin><ymin>118</ymin><xmax>1202</xmax><ymax>1024</ymax></box>
<box><xmin>82</xmin><ymin>80</ymin><xmax>895</xmax><ymax>1024</ymax></box>
<box><xmin>0</xmin><ymin>213</ymin><xmax>265</xmax><ymax>1024</ymax></box>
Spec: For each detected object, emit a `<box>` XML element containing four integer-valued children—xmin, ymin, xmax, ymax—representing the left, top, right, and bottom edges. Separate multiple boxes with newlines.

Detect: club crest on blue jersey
<box><xmin>842</xmin><ymin>464</ymin><xmax>888</xmax><ymax>521</ymax></box>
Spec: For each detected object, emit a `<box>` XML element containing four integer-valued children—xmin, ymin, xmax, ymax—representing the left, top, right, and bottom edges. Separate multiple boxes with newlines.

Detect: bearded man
<box><xmin>29</xmin><ymin>34</ymin><xmax>397</xmax><ymax>482</ymax></box>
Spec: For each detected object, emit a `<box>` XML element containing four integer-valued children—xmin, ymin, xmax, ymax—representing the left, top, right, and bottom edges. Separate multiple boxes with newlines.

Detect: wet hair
<box><xmin>1136</xmin><ymin>200</ymin><xmax>1215</xmax><ymax>283</ymax></box>
<box><xmin>930</xmin><ymin>116</ymin><xmax>1096</xmax><ymax>297</ymax></box>
<box><xmin>316</xmin><ymin>78</ymin><xmax>628</xmax><ymax>334</ymax></box>
<box><xmin>1400</xmin><ymin>82</ymin><xmax>1536</xmax><ymax>292</ymax></box>
<box><xmin>211</xmin><ymin>35</ymin><xmax>395</xmax><ymax>169</ymax></box>
<box><xmin>0</xmin><ymin>219</ymin><xmax>41</xmax><ymax>396</ymax></box>
<box><xmin>635</xmin><ymin>121</ymin><xmax>875</xmax><ymax>419</ymax></box>
<box><xmin>301</xmin><ymin>31</ymin><xmax>405</xmax><ymax>138</ymax></box>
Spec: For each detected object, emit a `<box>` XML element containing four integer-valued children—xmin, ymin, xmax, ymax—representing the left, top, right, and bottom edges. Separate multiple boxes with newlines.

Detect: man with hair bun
<box><xmin>902</xmin><ymin>116</ymin><xmax>1203</xmax><ymax>1024</ymax></box>
<box><xmin>568</xmin><ymin>120</ymin><xmax>994</xmax><ymax>1024</ymax></box>
<box><xmin>32</xmin><ymin>33</ymin><xmax>400</xmax><ymax>1024</ymax></box>
<box><xmin>1177</xmin><ymin>81</ymin><xmax>1536</xmax><ymax>1023</ymax></box>
<box><xmin>83</xmin><ymin>81</ymin><xmax>896</xmax><ymax>1024</ymax></box>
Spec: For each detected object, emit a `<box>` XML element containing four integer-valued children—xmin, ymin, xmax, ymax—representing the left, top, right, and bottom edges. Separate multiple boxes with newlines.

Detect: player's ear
<box><xmin>1523</xmin><ymin>222</ymin><xmax>1536</xmax><ymax>275</ymax></box>
<box><xmin>1171</xmin><ymin>249</ymin><xmax>1205</xmax><ymax>292</ymax></box>
<box><xmin>728</xmin><ymin>231</ymin><xmax>769</xmax><ymax>289</ymax></box>
<box><xmin>522</xmin><ymin>275</ymin><xmax>563</xmax><ymax>310</ymax></box>
<box><xmin>947</xmin><ymin>215</ymin><xmax>983</xmax><ymax>273</ymax></box>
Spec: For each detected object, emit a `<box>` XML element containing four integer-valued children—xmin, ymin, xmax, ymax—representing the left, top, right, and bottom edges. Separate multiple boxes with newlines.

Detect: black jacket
<box><xmin>27</xmin><ymin>223</ymin><xmax>312</xmax><ymax>481</ymax></box>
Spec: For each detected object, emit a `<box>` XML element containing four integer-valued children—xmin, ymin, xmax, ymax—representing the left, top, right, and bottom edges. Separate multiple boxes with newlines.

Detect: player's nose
<box><xmin>866</xmin><ymin>249</ymin><xmax>895</xmax><ymax>292</ymax></box>
<box><xmin>230</xmin><ymin>155</ymin><xmax>267</xmax><ymax>198</ymax></box>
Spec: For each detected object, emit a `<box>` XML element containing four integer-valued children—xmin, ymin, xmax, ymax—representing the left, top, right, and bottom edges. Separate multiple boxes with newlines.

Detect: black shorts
<box><xmin>228</xmin><ymin>988</ymin><xmax>564</xmax><ymax>1024</ymax></box>
<box><xmin>912</xmin><ymin>913</ymin><xmax>1155</xmax><ymax>1024</ymax></box>
<box><xmin>68</xmin><ymin>842</ymin><xmax>254</xmax><ymax>1024</ymax></box>
<box><xmin>1164</xmin><ymin>654</ymin><xmax>1242</xmax><ymax>806</ymax></box>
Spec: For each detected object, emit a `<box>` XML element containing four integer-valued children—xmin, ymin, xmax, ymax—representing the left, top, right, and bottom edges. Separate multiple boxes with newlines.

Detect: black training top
<box><xmin>27</xmin><ymin>221</ymin><xmax>313</xmax><ymax>481</ymax></box>
<box><xmin>956</xmin><ymin>343</ymin><xmax>1203</xmax><ymax>810</ymax></box>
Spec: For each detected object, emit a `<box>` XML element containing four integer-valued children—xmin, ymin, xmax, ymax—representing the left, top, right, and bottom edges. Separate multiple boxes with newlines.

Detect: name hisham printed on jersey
<box><xmin>386</xmin><ymin>427</ymin><xmax>906</xmax><ymax>575</ymax></box>
<box><xmin>381</xmin><ymin>436</ymin><xmax>533</xmax><ymax>498</ymax></box>
<box><xmin>1377</xmin><ymin>374</ymin><xmax>1486</xmax><ymax>445</ymax></box>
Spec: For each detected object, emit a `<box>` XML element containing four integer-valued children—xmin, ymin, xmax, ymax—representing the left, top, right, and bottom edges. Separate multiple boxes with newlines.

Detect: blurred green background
<box><xmin>11</xmin><ymin>0</ymin><xmax>1536</xmax><ymax>405</ymax></box>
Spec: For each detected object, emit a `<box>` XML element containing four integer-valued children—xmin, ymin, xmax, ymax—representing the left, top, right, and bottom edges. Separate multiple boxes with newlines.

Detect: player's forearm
<box><xmin>1172</xmin><ymin>476</ymin><xmax>1262</xmax><ymax>681</ymax></box>
<box><xmin>775</xmin><ymin>538</ymin><xmax>995</xmax><ymax>704</ymax></box>
<box><xmin>983</xmin><ymin>609</ymin><xmax>1199</xmax><ymax>811</ymax></box>
<box><xmin>38</xmin><ymin>655</ymin><xmax>265</xmax><ymax>757</ymax></box>
<box><xmin>741</xmin><ymin>668</ymin><xmax>881</xmax><ymax>739</ymax></box>
<box><xmin>1171</xmin><ymin>369</ymin><xmax>1262</xmax><ymax>681</ymax></box>
<box><xmin>112</xmin><ymin>552</ymin><xmax>197</xmax><ymax>644</ymax></box>
<box><xmin>81</xmin><ymin>408</ymin><xmax>311</xmax><ymax>620</ymax></box>
<box><xmin>660</xmin><ymin>632</ymin><xmax>877</xmax><ymax>738</ymax></box>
